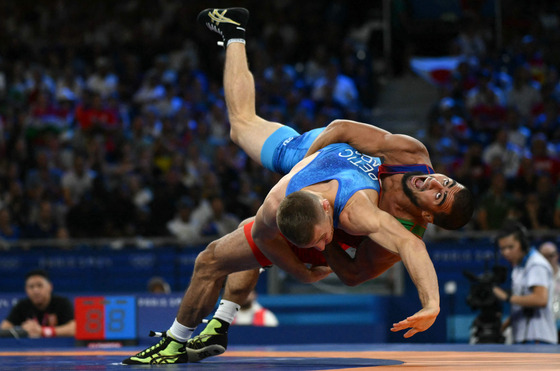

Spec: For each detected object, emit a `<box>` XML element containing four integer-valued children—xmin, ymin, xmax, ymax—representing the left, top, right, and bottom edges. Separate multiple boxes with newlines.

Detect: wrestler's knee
<box><xmin>238</xmin><ymin>216</ymin><xmax>255</xmax><ymax>228</ymax></box>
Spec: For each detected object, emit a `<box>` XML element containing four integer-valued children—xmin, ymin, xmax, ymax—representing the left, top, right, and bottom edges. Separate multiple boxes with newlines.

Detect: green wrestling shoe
<box><xmin>186</xmin><ymin>318</ymin><xmax>229</xmax><ymax>362</ymax></box>
<box><xmin>197</xmin><ymin>7</ymin><xmax>249</xmax><ymax>47</ymax></box>
<box><xmin>122</xmin><ymin>331</ymin><xmax>189</xmax><ymax>365</ymax></box>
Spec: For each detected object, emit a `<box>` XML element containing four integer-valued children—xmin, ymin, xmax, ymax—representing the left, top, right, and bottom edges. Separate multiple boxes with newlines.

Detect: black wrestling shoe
<box><xmin>122</xmin><ymin>331</ymin><xmax>189</xmax><ymax>364</ymax></box>
<box><xmin>185</xmin><ymin>318</ymin><xmax>228</xmax><ymax>362</ymax></box>
<box><xmin>197</xmin><ymin>8</ymin><xmax>249</xmax><ymax>47</ymax></box>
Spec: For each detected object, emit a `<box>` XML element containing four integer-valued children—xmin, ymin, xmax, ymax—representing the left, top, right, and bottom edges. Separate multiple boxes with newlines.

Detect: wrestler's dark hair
<box><xmin>277</xmin><ymin>191</ymin><xmax>322</xmax><ymax>246</ymax></box>
<box><xmin>433</xmin><ymin>187</ymin><xmax>475</xmax><ymax>230</ymax></box>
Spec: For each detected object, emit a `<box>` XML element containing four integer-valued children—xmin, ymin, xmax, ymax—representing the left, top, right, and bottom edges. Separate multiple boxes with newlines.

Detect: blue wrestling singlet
<box><xmin>286</xmin><ymin>143</ymin><xmax>382</xmax><ymax>228</ymax></box>
<box><xmin>260</xmin><ymin>127</ymin><xmax>325</xmax><ymax>175</ymax></box>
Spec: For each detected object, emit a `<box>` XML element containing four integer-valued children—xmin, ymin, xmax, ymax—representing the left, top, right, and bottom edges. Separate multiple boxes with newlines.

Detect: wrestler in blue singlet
<box><xmin>261</xmin><ymin>126</ymin><xmax>436</xmax><ymax>237</ymax></box>
<box><xmin>286</xmin><ymin>143</ymin><xmax>382</xmax><ymax>228</ymax></box>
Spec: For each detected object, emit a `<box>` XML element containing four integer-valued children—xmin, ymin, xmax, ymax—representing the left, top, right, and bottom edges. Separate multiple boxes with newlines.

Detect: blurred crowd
<box><xmin>0</xmin><ymin>1</ymin><xmax>559</xmax><ymax>247</ymax></box>
<box><xmin>418</xmin><ymin>2</ymin><xmax>560</xmax><ymax>232</ymax></box>
<box><xmin>0</xmin><ymin>0</ymin><xmax>377</xmax><ymax>245</ymax></box>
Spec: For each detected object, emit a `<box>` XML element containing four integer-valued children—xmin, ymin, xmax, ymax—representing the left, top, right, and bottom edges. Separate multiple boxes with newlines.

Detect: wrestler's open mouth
<box><xmin>411</xmin><ymin>176</ymin><xmax>430</xmax><ymax>190</ymax></box>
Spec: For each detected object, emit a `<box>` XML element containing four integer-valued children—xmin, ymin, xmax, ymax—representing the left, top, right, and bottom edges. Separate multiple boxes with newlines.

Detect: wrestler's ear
<box><xmin>321</xmin><ymin>198</ymin><xmax>330</xmax><ymax>212</ymax></box>
<box><xmin>421</xmin><ymin>210</ymin><xmax>434</xmax><ymax>224</ymax></box>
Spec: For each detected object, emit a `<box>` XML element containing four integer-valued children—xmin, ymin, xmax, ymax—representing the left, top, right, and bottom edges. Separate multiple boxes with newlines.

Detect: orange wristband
<box><xmin>41</xmin><ymin>326</ymin><xmax>56</xmax><ymax>337</ymax></box>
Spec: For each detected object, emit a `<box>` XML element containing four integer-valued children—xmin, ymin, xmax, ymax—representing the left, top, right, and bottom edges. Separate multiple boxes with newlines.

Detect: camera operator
<box><xmin>492</xmin><ymin>222</ymin><xmax>558</xmax><ymax>344</ymax></box>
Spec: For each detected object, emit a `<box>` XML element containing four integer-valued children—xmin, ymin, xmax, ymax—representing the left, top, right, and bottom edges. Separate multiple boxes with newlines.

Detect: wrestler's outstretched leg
<box><xmin>197</xmin><ymin>7</ymin><xmax>292</xmax><ymax>168</ymax></box>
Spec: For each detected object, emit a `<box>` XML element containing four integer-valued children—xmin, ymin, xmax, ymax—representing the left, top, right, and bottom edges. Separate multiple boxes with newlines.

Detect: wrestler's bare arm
<box><xmin>339</xmin><ymin>192</ymin><xmax>440</xmax><ymax>337</ymax></box>
<box><xmin>252</xmin><ymin>190</ymin><xmax>332</xmax><ymax>283</ymax></box>
<box><xmin>305</xmin><ymin>119</ymin><xmax>430</xmax><ymax>165</ymax></box>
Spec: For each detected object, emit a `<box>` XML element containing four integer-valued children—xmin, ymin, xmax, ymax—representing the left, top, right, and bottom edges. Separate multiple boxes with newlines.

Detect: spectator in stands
<box><xmin>466</xmin><ymin>69</ymin><xmax>506</xmax><ymax>112</ymax></box>
<box><xmin>0</xmin><ymin>207</ymin><xmax>21</xmax><ymax>246</ymax></box>
<box><xmin>529</xmin><ymin>133</ymin><xmax>560</xmax><ymax>183</ymax></box>
<box><xmin>23</xmin><ymin>199</ymin><xmax>66</xmax><ymax>240</ymax></box>
<box><xmin>167</xmin><ymin>196</ymin><xmax>202</xmax><ymax>243</ymax></box>
<box><xmin>506</xmin><ymin>64</ymin><xmax>541</xmax><ymax>120</ymax></box>
<box><xmin>532</xmin><ymin>98</ymin><xmax>560</xmax><ymax>141</ymax></box>
<box><xmin>197</xmin><ymin>196</ymin><xmax>240</xmax><ymax>240</ymax></box>
<box><xmin>148</xmin><ymin>276</ymin><xmax>172</xmax><ymax>294</ymax></box>
<box><xmin>503</xmin><ymin>108</ymin><xmax>530</xmax><ymax>150</ymax></box>
<box><xmin>61</xmin><ymin>153</ymin><xmax>95</xmax><ymax>208</ymax></box>
<box><xmin>493</xmin><ymin>222</ymin><xmax>557</xmax><ymax>344</ymax></box>
<box><xmin>476</xmin><ymin>172</ymin><xmax>515</xmax><ymax>230</ymax></box>
<box><xmin>482</xmin><ymin>129</ymin><xmax>522</xmax><ymax>178</ymax></box>
<box><xmin>519</xmin><ymin>191</ymin><xmax>554</xmax><ymax>231</ymax></box>
<box><xmin>25</xmin><ymin>151</ymin><xmax>63</xmax><ymax>201</ymax></box>
<box><xmin>0</xmin><ymin>269</ymin><xmax>75</xmax><ymax>338</ymax></box>
<box><xmin>232</xmin><ymin>290</ymin><xmax>279</xmax><ymax>327</ymax></box>
<box><xmin>510</xmin><ymin>157</ymin><xmax>539</xmax><ymax>200</ymax></box>
<box><xmin>435</xmin><ymin>97</ymin><xmax>471</xmax><ymax>154</ymax></box>
<box><xmin>86</xmin><ymin>57</ymin><xmax>118</xmax><ymax>99</ymax></box>
<box><xmin>311</xmin><ymin>59</ymin><xmax>359</xmax><ymax>112</ymax></box>
<box><xmin>450</xmin><ymin>14</ymin><xmax>487</xmax><ymax>62</ymax></box>
<box><xmin>453</xmin><ymin>142</ymin><xmax>491</xmax><ymax>196</ymax></box>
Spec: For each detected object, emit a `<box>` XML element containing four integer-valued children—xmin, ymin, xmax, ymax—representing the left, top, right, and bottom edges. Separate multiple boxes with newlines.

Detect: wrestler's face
<box><xmin>299</xmin><ymin>205</ymin><xmax>334</xmax><ymax>252</ymax></box>
<box><xmin>402</xmin><ymin>172</ymin><xmax>464</xmax><ymax>216</ymax></box>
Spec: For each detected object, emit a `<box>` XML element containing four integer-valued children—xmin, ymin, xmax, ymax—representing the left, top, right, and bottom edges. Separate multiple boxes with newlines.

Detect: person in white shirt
<box><xmin>493</xmin><ymin>222</ymin><xmax>558</xmax><ymax>344</ymax></box>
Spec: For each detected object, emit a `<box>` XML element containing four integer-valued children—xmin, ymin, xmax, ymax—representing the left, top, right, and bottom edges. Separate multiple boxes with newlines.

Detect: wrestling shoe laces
<box><xmin>197</xmin><ymin>8</ymin><xmax>249</xmax><ymax>47</ymax></box>
<box><xmin>186</xmin><ymin>318</ymin><xmax>228</xmax><ymax>363</ymax></box>
<box><xmin>121</xmin><ymin>331</ymin><xmax>189</xmax><ymax>365</ymax></box>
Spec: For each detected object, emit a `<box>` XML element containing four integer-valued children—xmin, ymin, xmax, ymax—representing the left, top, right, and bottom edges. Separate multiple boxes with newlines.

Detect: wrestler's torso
<box><xmin>272</xmin><ymin>143</ymin><xmax>382</xmax><ymax>230</ymax></box>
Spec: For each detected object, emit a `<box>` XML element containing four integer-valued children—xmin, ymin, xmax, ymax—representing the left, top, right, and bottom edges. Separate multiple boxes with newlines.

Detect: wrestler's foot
<box><xmin>197</xmin><ymin>8</ymin><xmax>249</xmax><ymax>47</ymax></box>
<box><xmin>186</xmin><ymin>318</ymin><xmax>228</xmax><ymax>362</ymax></box>
<box><xmin>122</xmin><ymin>331</ymin><xmax>189</xmax><ymax>364</ymax></box>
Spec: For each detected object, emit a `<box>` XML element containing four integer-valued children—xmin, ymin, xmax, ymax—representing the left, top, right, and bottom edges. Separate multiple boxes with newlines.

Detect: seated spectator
<box><xmin>532</xmin><ymin>98</ymin><xmax>560</xmax><ymax>141</ymax></box>
<box><xmin>74</xmin><ymin>91</ymin><xmax>118</xmax><ymax>138</ymax></box>
<box><xmin>506</xmin><ymin>64</ymin><xmax>541</xmax><ymax>120</ymax></box>
<box><xmin>530</xmin><ymin>133</ymin><xmax>560</xmax><ymax>183</ymax></box>
<box><xmin>232</xmin><ymin>290</ymin><xmax>279</xmax><ymax>327</ymax></box>
<box><xmin>86</xmin><ymin>57</ymin><xmax>118</xmax><ymax>99</ymax></box>
<box><xmin>61</xmin><ymin>154</ymin><xmax>95</xmax><ymax>208</ymax></box>
<box><xmin>470</xmin><ymin>87</ymin><xmax>507</xmax><ymax>138</ymax></box>
<box><xmin>476</xmin><ymin>172</ymin><xmax>515</xmax><ymax>230</ymax></box>
<box><xmin>452</xmin><ymin>142</ymin><xmax>491</xmax><ymax>196</ymax></box>
<box><xmin>0</xmin><ymin>269</ymin><xmax>75</xmax><ymax>338</ymax></box>
<box><xmin>482</xmin><ymin>129</ymin><xmax>522</xmax><ymax>178</ymax></box>
<box><xmin>435</xmin><ymin>97</ymin><xmax>471</xmax><ymax>152</ymax></box>
<box><xmin>519</xmin><ymin>192</ymin><xmax>554</xmax><ymax>230</ymax></box>
<box><xmin>147</xmin><ymin>276</ymin><xmax>171</xmax><ymax>294</ymax></box>
<box><xmin>167</xmin><ymin>196</ymin><xmax>202</xmax><ymax>243</ymax></box>
<box><xmin>311</xmin><ymin>58</ymin><xmax>359</xmax><ymax>111</ymax></box>
<box><xmin>23</xmin><ymin>199</ymin><xmax>66</xmax><ymax>240</ymax></box>
<box><xmin>0</xmin><ymin>207</ymin><xmax>21</xmax><ymax>246</ymax></box>
<box><xmin>197</xmin><ymin>196</ymin><xmax>240</xmax><ymax>239</ymax></box>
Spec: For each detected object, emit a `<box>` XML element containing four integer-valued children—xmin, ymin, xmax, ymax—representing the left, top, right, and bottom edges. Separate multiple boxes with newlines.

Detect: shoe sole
<box><xmin>186</xmin><ymin>344</ymin><xmax>226</xmax><ymax>363</ymax></box>
<box><xmin>197</xmin><ymin>8</ymin><xmax>249</xmax><ymax>28</ymax></box>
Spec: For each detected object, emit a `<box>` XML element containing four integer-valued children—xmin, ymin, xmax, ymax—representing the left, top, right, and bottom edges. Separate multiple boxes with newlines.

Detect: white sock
<box><xmin>168</xmin><ymin>318</ymin><xmax>195</xmax><ymax>342</ymax></box>
<box><xmin>214</xmin><ymin>299</ymin><xmax>240</xmax><ymax>324</ymax></box>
